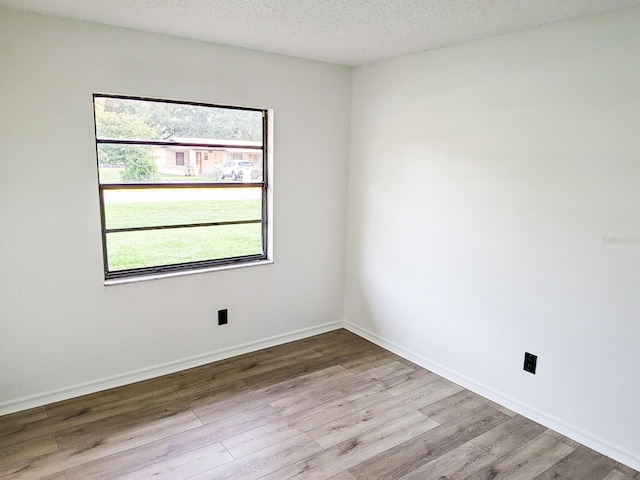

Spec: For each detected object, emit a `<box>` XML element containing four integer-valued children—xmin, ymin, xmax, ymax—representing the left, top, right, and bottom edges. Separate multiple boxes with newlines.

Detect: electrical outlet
<box><xmin>524</xmin><ymin>352</ymin><xmax>537</xmax><ymax>374</ymax></box>
<box><xmin>218</xmin><ymin>309</ymin><xmax>228</xmax><ymax>326</ymax></box>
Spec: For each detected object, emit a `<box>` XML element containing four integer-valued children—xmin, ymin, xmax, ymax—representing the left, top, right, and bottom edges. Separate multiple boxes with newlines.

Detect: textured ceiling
<box><xmin>1</xmin><ymin>0</ymin><xmax>639</xmax><ymax>66</ymax></box>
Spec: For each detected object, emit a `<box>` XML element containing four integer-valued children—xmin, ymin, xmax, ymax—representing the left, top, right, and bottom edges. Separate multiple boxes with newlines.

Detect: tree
<box><xmin>95</xmin><ymin>97</ymin><xmax>264</xmax><ymax>181</ymax></box>
<box><xmin>141</xmin><ymin>102</ymin><xmax>262</xmax><ymax>141</ymax></box>
<box><xmin>94</xmin><ymin>99</ymin><xmax>158</xmax><ymax>181</ymax></box>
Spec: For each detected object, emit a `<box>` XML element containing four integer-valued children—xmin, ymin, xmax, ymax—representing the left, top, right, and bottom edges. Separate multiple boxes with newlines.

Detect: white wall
<box><xmin>0</xmin><ymin>9</ymin><xmax>351</xmax><ymax>409</ymax></box>
<box><xmin>346</xmin><ymin>7</ymin><xmax>640</xmax><ymax>469</ymax></box>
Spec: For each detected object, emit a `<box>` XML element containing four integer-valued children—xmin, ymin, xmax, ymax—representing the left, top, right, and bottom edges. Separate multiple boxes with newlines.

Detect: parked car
<box><xmin>220</xmin><ymin>161</ymin><xmax>259</xmax><ymax>181</ymax></box>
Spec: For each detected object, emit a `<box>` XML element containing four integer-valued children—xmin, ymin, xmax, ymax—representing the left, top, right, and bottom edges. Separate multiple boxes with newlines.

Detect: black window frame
<box><xmin>93</xmin><ymin>93</ymin><xmax>269</xmax><ymax>281</ymax></box>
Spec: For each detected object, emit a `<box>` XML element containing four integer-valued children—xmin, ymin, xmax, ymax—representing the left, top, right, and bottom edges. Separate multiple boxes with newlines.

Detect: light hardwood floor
<box><xmin>1</xmin><ymin>329</ymin><xmax>637</xmax><ymax>479</ymax></box>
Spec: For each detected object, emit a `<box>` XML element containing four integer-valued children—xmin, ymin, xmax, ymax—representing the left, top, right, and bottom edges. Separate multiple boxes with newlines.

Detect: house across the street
<box><xmin>154</xmin><ymin>136</ymin><xmax>263</xmax><ymax>177</ymax></box>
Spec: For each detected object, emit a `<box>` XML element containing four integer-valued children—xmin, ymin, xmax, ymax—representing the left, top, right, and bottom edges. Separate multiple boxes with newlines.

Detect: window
<box><xmin>93</xmin><ymin>94</ymin><xmax>269</xmax><ymax>281</ymax></box>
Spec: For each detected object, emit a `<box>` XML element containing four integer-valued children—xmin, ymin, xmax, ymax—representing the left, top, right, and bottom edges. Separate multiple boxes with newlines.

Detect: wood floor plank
<box><xmin>290</xmin><ymin>328</ymin><xmax>354</xmax><ymax>350</ymax></box>
<box><xmin>287</xmin><ymin>384</ymin><xmax>394</xmax><ymax>432</ymax></box>
<box><xmin>259</xmin><ymin>411</ymin><xmax>439</xmax><ymax>480</ymax></box>
<box><xmin>440</xmin><ymin>378</ymin><xmax>466</xmax><ymax>393</ymax></box>
<box><xmin>349</xmin><ymin>404</ymin><xmax>510</xmax><ymax>479</ymax></box>
<box><xmin>54</xmin><ymin>403</ymin><xmax>200</xmax><ymax>452</ymax></box>
<box><xmin>616</xmin><ymin>464</ymin><xmax>640</xmax><ymax>478</ymax></box>
<box><xmin>398</xmin><ymin>441</ymin><xmax>497</xmax><ymax>480</ymax></box>
<box><xmin>486</xmin><ymin>401</ymin><xmax>517</xmax><ymax>418</ymax></box>
<box><xmin>0</xmin><ymin>407</ymin><xmax>48</xmax><ymax>437</ymax></box>
<box><xmin>114</xmin><ymin>441</ymin><xmax>232</xmax><ymax>480</ymax></box>
<box><xmin>193</xmin><ymin>365</ymin><xmax>352</xmax><ymax>424</ymax></box>
<box><xmin>470</xmin><ymin>414</ymin><xmax>547</xmax><ymax>458</ymax></box>
<box><xmin>166</xmin><ymin>348</ymin><xmax>277</xmax><ymax>390</ymax></box>
<box><xmin>184</xmin><ymin>433</ymin><xmax>322</xmax><ymax>480</ymax></box>
<box><xmin>220</xmin><ymin>418</ymin><xmax>306</xmax><ymax>460</ymax></box>
<box><xmin>543</xmin><ymin>428</ymin><xmax>581</xmax><ymax>449</ymax></box>
<box><xmin>419</xmin><ymin>389</ymin><xmax>489</xmax><ymax>423</ymax></box>
<box><xmin>221</xmin><ymin>385</ymin><xmax>393</xmax><ymax>459</ymax></box>
<box><xmin>534</xmin><ymin>445</ymin><xmax>617</xmax><ymax>480</ymax></box>
<box><xmin>2</xmin><ymin>386</ymin><xmax>181</xmax><ymax>446</ymax></box>
<box><xmin>381</xmin><ymin>369</ymin><xmax>441</xmax><ymax>396</ymax></box>
<box><xmin>307</xmin><ymin>379</ymin><xmax>459</xmax><ymax>448</ymax></box>
<box><xmin>44</xmin><ymin>380</ymin><xmax>176</xmax><ymax>418</ymax></box>
<box><xmin>0</xmin><ymin>410</ymin><xmax>203</xmax><ymax>480</ymax></box>
<box><xmin>173</xmin><ymin>347</ymin><xmax>324</xmax><ymax>397</ymax></box>
<box><xmin>308</xmin><ymin>347</ymin><xmax>395</xmax><ymax>374</ymax></box>
<box><xmin>466</xmin><ymin>433</ymin><xmax>574</xmax><ymax>480</ymax></box>
<box><xmin>240</xmin><ymin>358</ymin><xmax>352</xmax><ymax>390</ymax></box>
<box><xmin>340</xmin><ymin>350</ymin><xmax>404</xmax><ymax>373</ymax></box>
<box><xmin>64</xmin><ymin>404</ymin><xmax>279</xmax><ymax>480</ymax></box>
<box><xmin>328</xmin><ymin>472</ymin><xmax>357</xmax><ymax>480</ymax></box>
<box><xmin>308</xmin><ymin>332</ymin><xmax>376</xmax><ymax>357</ymax></box>
<box><xmin>175</xmin><ymin>379</ymin><xmax>251</xmax><ymax>413</ymax></box>
<box><xmin>39</xmin><ymin>473</ymin><xmax>68</xmax><ymax>480</ymax></box>
<box><xmin>603</xmin><ymin>470</ymin><xmax>637</xmax><ymax>480</ymax></box>
<box><xmin>269</xmin><ymin>361</ymin><xmax>412</xmax><ymax>417</ymax></box>
<box><xmin>0</xmin><ymin>436</ymin><xmax>59</xmax><ymax>469</ymax></box>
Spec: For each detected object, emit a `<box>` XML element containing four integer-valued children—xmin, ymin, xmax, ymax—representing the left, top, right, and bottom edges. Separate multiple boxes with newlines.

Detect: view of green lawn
<box><xmin>105</xmin><ymin>199</ymin><xmax>261</xmax><ymax>229</ymax></box>
<box><xmin>98</xmin><ymin>168</ymin><xmax>123</xmax><ymax>183</ymax></box>
<box><xmin>99</xmin><ymin>167</ymin><xmax>215</xmax><ymax>184</ymax></box>
<box><xmin>102</xmin><ymin>185</ymin><xmax>263</xmax><ymax>271</ymax></box>
<box><xmin>106</xmin><ymin>224</ymin><xmax>262</xmax><ymax>271</ymax></box>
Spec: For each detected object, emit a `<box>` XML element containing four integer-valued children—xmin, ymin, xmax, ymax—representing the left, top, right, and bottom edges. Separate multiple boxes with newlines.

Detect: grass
<box><xmin>105</xmin><ymin>200</ymin><xmax>261</xmax><ymax>229</ymax></box>
<box><xmin>98</xmin><ymin>168</ymin><xmax>124</xmax><ymax>183</ymax></box>
<box><xmin>107</xmin><ymin>224</ymin><xmax>262</xmax><ymax>271</ymax></box>
<box><xmin>99</xmin><ymin>168</ymin><xmax>218</xmax><ymax>183</ymax></box>
<box><xmin>104</xmin><ymin>199</ymin><xmax>263</xmax><ymax>271</ymax></box>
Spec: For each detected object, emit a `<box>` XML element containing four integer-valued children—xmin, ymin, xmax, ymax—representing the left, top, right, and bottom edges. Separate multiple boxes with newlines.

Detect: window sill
<box><xmin>104</xmin><ymin>259</ymin><xmax>273</xmax><ymax>286</ymax></box>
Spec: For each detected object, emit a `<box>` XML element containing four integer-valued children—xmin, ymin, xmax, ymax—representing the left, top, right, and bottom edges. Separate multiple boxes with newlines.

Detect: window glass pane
<box><xmin>103</xmin><ymin>188</ymin><xmax>262</xmax><ymax>229</ymax></box>
<box><xmin>106</xmin><ymin>224</ymin><xmax>263</xmax><ymax>272</ymax></box>
<box><xmin>98</xmin><ymin>144</ymin><xmax>262</xmax><ymax>183</ymax></box>
<box><xmin>94</xmin><ymin>96</ymin><xmax>263</xmax><ymax>144</ymax></box>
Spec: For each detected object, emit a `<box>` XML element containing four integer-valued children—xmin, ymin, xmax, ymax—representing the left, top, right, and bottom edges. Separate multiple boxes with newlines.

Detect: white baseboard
<box><xmin>344</xmin><ymin>321</ymin><xmax>640</xmax><ymax>472</ymax></box>
<box><xmin>0</xmin><ymin>321</ymin><xmax>343</xmax><ymax>416</ymax></box>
